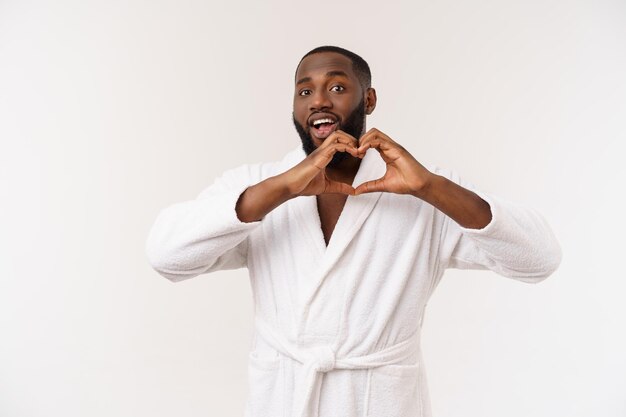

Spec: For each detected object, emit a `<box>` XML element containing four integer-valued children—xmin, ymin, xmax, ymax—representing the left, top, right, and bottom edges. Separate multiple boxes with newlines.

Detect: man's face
<box><xmin>292</xmin><ymin>52</ymin><xmax>368</xmax><ymax>167</ymax></box>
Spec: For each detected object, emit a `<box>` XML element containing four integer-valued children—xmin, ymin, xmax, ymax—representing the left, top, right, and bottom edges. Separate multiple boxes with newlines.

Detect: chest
<box><xmin>248</xmin><ymin>192</ymin><xmax>441</xmax><ymax>343</ymax></box>
<box><xmin>316</xmin><ymin>194</ymin><xmax>348</xmax><ymax>246</ymax></box>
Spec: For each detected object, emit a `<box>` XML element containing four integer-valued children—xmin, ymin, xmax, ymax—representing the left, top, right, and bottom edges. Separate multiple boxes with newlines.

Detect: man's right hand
<box><xmin>235</xmin><ymin>130</ymin><xmax>360</xmax><ymax>223</ymax></box>
<box><xmin>282</xmin><ymin>130</ymin><xmax>360</xmax><ymax>197</ymax></box>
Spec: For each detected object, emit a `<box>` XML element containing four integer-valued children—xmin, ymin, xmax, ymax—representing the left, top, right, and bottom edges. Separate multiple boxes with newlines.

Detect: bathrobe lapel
<box><xmin>291</xmin><ymin>148</ymin><xmax>387</xmax><ymax>312</ymax></box>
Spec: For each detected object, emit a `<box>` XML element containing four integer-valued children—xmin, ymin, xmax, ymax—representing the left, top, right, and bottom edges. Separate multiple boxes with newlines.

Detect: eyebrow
<box><xmin>296</xmin><ymin>70</ymin><xmax>350</xmax><ymax>86</ymax></box>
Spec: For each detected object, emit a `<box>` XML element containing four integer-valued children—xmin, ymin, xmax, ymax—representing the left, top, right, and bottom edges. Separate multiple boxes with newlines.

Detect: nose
<box><xmin>309</xmin><ymin>89</ymin><xmax>332</xmax><ymax>111</ymax></box>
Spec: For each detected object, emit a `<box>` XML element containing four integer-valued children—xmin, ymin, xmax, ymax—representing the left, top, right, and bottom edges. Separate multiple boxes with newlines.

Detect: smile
<box><xmin>311</xmin><ymin>121</ymin><xmax>338</xmax><ymax>139</ymax></box>
<box><xmin>309</xmin><ymin>115</ymin><xmax>339</xmax><ymax>140</ymax></box>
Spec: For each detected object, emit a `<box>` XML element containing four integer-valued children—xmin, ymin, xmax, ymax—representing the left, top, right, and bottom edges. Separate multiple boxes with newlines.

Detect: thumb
<box><xmin>354</xmin><ymin>178</ymin><xmax>386</xmax><ymax>195</ymax></box>
<box><xmin>324</xmin><ymin>179</ymin><xmax>356</xmax><ymax>195</ymax></box>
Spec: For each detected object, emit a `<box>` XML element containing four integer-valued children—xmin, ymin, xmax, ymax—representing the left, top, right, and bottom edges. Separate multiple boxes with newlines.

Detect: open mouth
<box><xmin>310</xmin><ymin>117</ymin><xmax>339</xmax><ymax>140</ymax></box>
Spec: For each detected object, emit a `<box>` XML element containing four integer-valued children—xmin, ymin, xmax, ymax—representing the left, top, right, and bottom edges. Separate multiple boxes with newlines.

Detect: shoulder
<box><xmin>214</xmin><ymin>145</ymin><xmax>305</xmax><ymax>186</ymax></box>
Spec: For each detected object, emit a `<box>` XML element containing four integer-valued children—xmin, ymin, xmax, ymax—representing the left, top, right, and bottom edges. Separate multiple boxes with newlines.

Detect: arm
<box><xmin>146</xmin><ymin>131</ymin><xmax>361</xmax><ymax>282</ymax></box>
<box><xmin>435</xmin><ymin>168</ymin><xmax>562</xmax><ymax>282</ymax></box>
<box><xmin>234</xmin><ymin>174</ymin><xmax>295</xmax><ymax>223</ymax></box>
<box><xmin>236</xmin><ymin>130</ymin><xmax>360</xmax><ymax>222</ymax></box>
<box><xmin>353</xmin><ymin>128</ymin><xmax>562</xmax><ymax>283</ymax></box>
<box><xmin>415</xmin><ymin>173</ymin><xmax>493</xmax><ymax>230</ymax></box>
<box><xmin>145</xmin><ymin>165</ymin><xmax>263</xmax><ymax>282</ymax></box>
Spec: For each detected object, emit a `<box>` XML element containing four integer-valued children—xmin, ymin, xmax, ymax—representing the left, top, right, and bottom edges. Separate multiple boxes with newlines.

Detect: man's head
<box><xmin>292</xmin><ymin>46</ymin><xmax>377</xmax><ymax>167</ymax></box>
<box><xmin>297</xmin><ymin>46</ymin><xmax>372</xmax><ymax>90</ymax></box>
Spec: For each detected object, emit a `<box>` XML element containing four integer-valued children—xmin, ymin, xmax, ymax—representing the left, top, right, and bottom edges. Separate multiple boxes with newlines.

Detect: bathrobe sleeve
<box><xmin>436</xmin><ymin>168</ymin><xmax>563</xmax><ymax>283</ymax></box>
<box><xmin>145</xmin><ymin>164</ymin><xmax>264</xmax><ymax>283</ymax></box>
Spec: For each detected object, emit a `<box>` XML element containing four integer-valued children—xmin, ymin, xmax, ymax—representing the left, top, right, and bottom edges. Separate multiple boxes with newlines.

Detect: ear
<box><xmin>365</xmin><ymin>88</ymin><xmax>377</xmax><ymax>115</ymax></box>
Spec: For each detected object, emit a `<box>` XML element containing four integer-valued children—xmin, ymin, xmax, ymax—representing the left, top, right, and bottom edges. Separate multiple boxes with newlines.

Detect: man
<box><xmin>145</xmin><ymin>46</ymin><xmax>562</xmax><ymax>417</ymax></box>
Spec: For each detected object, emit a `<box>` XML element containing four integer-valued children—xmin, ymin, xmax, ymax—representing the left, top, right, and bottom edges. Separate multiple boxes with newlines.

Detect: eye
<box><xmin>330</xmin><ymin>85</ymin><xmax>345</xmax><ymax>92</ymax></box>
<box><xmin>299</xmin><ymin>89</ymin><xmax>312</xmax><ymax>96</ymax></box>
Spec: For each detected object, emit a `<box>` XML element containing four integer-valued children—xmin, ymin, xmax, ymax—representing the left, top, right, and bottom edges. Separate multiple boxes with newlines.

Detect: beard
<box><xmin>292</xmin><ymin>97</ymin><xmax>366</xmax><ymax>168</ymax></box>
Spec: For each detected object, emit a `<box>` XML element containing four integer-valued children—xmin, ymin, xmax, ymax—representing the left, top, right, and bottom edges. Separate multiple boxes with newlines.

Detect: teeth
<box><xmin>312</xmin><ymin>118</ymin><xmax>335</xmax><ymax>126</ymax></box>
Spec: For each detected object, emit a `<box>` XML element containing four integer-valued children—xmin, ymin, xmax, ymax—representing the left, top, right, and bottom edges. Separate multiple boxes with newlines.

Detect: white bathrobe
<box><xmin>145</xmin><ymin>145</ymin><xmax>562</xmax><ymax>417</ymax></box>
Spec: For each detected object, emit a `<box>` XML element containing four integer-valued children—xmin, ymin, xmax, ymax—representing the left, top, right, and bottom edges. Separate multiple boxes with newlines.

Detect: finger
<box><xmin>357</xmin><ymin>138</ymin><xmax>390</xmax><ymax>161</ymax></box>
<box><xmin>320</xmin><ymin>138</ymin><xmax>358</xmax><ymax>159</ymax></box>
<box><xmin>327</xmin><ymin>131</ymin><xmax>365</xmax><ymax>160</ymax></box>
<box><xmin>320</xmin><ymin>130</ymin><xmax>359</xmax><ymax>150</ymax></box>
<box><xmin>358</xmin><ymin>133</ymin><xmax>392</xmax><ymax>154</ymax></box>
<box><xmin>357</xmin><ymin>129</ymin><xmax>379</xmax><ymax>153</ymax></box>
<box><xmin>333</xmin><ymin>129</ymin><xmax>359</xmax><ymax>145</ymax></box>
<box><xmin>324</xmin><ymin>179</ymin><xmax>356</xmax><ymax>195</ymax></box>
<box><xmin>325</xmin><ymin>142</ymin><xmax>360</xmax><ymax>158</ymax></box>
<box><xmin>357</xmin><ymin>127</ymin><xmax>381</xmax><ymax>147</ymax></box>
<box><xmin>313</xmin><ymin>142</ymin><xmax>360</xmax><ymax>169</ymax></box>
<box><xmin>362</xmin><ymin>127</ymin><xmax>397</xmax><ymax>144</ymax></box>
<box><xmin>354</xmin><ymin>178</ymin><xmax>386</xmax><ymax>195</ymax></box>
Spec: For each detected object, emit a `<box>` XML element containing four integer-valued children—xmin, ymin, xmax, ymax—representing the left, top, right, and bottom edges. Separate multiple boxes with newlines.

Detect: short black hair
<box><xmin>296</xmin><ymin>45</ymin><xmax>372</xmax><ymax>89</ymax></box>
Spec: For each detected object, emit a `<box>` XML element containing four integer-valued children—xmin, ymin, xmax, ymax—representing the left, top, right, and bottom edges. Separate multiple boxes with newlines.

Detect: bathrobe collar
<box><xmin>288</xmin><ymin>146</ymin><xmax>387</xmax><ymax>307</ymax></box>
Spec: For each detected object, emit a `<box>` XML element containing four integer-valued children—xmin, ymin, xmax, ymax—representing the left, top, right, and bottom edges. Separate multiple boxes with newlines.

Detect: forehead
<box><xmin>295</xmin><ymin>52</ymin><xmax>357</xmax><ymax>83</ymax></box>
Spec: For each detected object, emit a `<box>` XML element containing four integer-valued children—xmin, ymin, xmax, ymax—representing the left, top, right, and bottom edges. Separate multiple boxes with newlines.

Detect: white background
<box><xmin>1</xmin><ymin>0</ymin><xmax>625</xmax><ymax>416</ymax></box>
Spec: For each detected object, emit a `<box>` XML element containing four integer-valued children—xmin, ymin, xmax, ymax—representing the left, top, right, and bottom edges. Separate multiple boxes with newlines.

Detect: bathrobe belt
<box><xmin>254</xmin><ymin>318</ymin><xmax>420</xmax><ymax>417</ymax></box>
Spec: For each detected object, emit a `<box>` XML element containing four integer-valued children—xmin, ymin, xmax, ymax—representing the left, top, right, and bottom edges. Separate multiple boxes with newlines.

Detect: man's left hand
<box><xmin>354</xmin><ymin>128</ymin><xmax>435</xmax><ymax>197</ymax></box>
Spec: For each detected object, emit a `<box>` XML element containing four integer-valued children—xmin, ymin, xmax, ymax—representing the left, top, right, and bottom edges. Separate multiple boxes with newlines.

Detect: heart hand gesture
<box><xmin>353</xmin><ymin>128</ymin><xmax>435</xmax><ymax>197</ymax></box>
<box><xmin>285</xmin><ymin>130</ymin><xmax>360</xmax><ymax>197</ymax></box>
